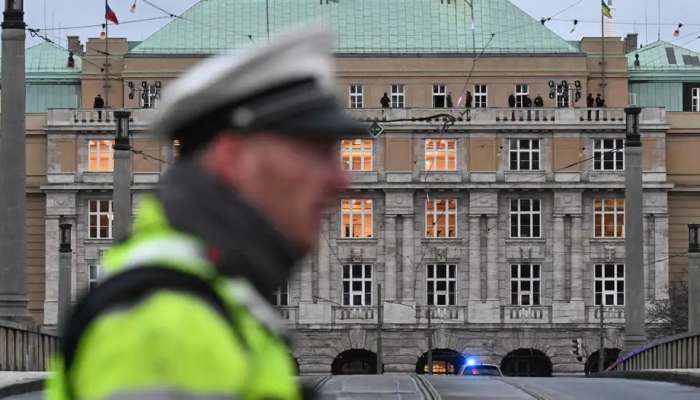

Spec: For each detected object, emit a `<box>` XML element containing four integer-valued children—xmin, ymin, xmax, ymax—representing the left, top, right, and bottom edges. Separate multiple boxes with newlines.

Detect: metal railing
<box><xmin>0</xmin><ymin>320</ymin><xmax>58</xmax><ymax>371</ymax></box>
<box><xmin>608</xmin><ymin>331</ymin><xmax>700</xmax><ymax>371</ymax></box>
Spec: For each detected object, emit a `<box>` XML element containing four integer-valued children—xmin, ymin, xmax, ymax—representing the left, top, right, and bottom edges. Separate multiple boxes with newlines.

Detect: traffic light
<box><xmin>571</xmin><ymin>338</ymin><xmax>583</xmax><ymax>362</ymax></box>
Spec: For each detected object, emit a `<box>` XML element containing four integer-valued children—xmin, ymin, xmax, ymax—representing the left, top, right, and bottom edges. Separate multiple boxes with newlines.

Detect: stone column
<box><xmin>317</xmin><ymin>216</ymin><xmax>331</xmax><ymax>301</ymax></box>
<box><xmin>486</xmin><ymin>215</ymin><xmax>499</xmax><ymax>300</ymax></box>
<box><xmin>468</xmin><ymin>216</ymin><xmax>481</xmax><ymax>301</ymax></box>
<box><xmin>553</xmin><ymin>215</ymin><xmax>566</xmax><ymax>302</ymax></box>
<box><xmin>688</xmin><ymin>224</ymin><xmax>700</xmax><ymax>333</ymax></box>
<box><xmin>571</xmin><ymin>215</ymin><xmax>584</xmax><ymax>301</ymax></box>
<box><xmin>654</xmin><ymin>214</ymin><xmax>670</xmax><ymax>301</ymax></box>
<box><xmin>402</xmin><ymin>214</ymin><xmax>415</xmax><ymax>303</ymax></box>
<box><xmin>300</xmin><ymin>256</ymin><xmax>313</xmax><ymax>302</ymax></box>
<box><xmin>384</xmin><ymin>215</ymin><xmax>398</xmax><ymax>301</ymax></box>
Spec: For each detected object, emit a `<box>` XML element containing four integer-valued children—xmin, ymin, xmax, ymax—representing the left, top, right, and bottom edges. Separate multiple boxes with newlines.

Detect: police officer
<box><xmin>48</xmin><ymin>26</ymin><xmax>365</xmax><ymax>400</ymax></box>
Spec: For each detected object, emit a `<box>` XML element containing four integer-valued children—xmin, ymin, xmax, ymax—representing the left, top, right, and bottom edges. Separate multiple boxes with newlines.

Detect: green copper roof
<box><xmin>25</xmin><ymin>42</ymin><xmax>82</xmax><ymax>77</ymax></box>
<box><xmin>627</xmin><ymin>41</ymin><xmax>700</xmax><ymax>71</ymax></box>
<box><xmin>130</xmin><ymin>0</ymin><xmax>579</xmax><ymax>55</ymax></box>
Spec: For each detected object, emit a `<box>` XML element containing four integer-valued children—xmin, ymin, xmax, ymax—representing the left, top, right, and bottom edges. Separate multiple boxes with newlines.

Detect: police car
<box><xmin>458</xmin><ymin>357</ymin><xmax>503</xmax><ymax>377</ymax></box>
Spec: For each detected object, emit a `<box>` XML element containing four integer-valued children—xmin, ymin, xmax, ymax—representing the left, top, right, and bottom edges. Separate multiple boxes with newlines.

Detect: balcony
<box><xmin>277</xmin><ymin>306</ymin><xmax>298</xmax><ymax>324</ymax></box>
<box><xmin>332</xmin><ymin>306</ymin><xmax>376</xmax><ymax>323</ymax></box>
<box><xmin>501</xmin><ymin>305</ymin><xmax>552</xmax><ymax>323</ymax></box>
<box><xmin>415</xmin><ymin>306</ymin><xmax>466</xmax><ymax>323</ymax></box>
<box><xmin>46</xmin><ymin>108</ymin><xmax>157</xmax><ymax>129</ymax></box>
<box><xmin>586</xmin><ymin>305</ymin><xmax>625</xmax><ymax>324</ymax></box>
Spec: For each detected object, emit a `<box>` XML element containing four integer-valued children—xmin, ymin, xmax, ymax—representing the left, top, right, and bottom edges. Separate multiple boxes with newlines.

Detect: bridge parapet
<box><xmin>0</xmin><ymin>320</ymin><xmax>58</xmax><ymax>371</ymax></box>
<box><xmin>608</xmin><ymin>331</ymin><xmax>700</xmax><ymax>371</ymax></box>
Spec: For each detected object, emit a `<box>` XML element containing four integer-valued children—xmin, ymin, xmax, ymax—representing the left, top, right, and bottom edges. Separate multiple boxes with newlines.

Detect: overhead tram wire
<box><xmin>30</xmin><ymin>16</ymin><xmax>174</xmax><ymax>32</ymax></box>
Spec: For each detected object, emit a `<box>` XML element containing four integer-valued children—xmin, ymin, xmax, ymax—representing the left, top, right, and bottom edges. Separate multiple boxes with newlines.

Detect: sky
<box><xmin>19</xmin><ymin>0</ymin><xmax>700</xmax><ymax>52</ymax></box>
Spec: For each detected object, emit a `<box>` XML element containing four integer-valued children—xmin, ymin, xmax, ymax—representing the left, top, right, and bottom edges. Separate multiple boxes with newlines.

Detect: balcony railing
<box><xmin>46</xmin><ymin>108</ymin><xmax>157</xmax><ymax>128</ymax></box>
<box><xmin>415</xmin><ymin>306</ymin><xmax>465</xmax><ymax>322</ymax></box>
<box><xmin>1</xmin><ymin>320</ymin><xmax>58</xmax><ymax>371</ymax></box>
<box><xmin>333</xmin><ymin>306</ymin><xmax>376</xmax><ymax>322</ymax></box>
<box><xmin>501</xmin><ymin>305</ymin><xmax>552</xmax><ymax>323</ymax></box>
<box><xmin>586</xmin><ymin>305</ymin><xmax>625</xmax><ymax>323</ymax></box>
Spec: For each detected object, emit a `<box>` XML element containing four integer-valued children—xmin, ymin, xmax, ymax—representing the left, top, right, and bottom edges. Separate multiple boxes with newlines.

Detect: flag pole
<box><xmin>104</xmin><ymin>0</ymin><xmax>110</xmax><ymax>108</ymax></box>
<box><xmin>601</xmin><ymin>2</ymin><xmax>606</xmax><ymax>103</ymax></box>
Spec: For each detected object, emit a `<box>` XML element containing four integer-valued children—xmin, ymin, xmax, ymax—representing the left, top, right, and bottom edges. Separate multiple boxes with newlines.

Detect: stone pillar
<box><xmin>486</xmin><ymin>215</ymin><xmax>499</xmax><ymax>300</ymax></box>
<box><xmin>468</xmin><ymin>216</ymin><xmax>481</xmax><ymax>301</ymax></box>
<box><xmin>300</xmin><ymin>256</ymin><xmax>313</xmax><ymax>302</ymax></box>
<box><xmin>112</xmin><ymin>143</ymin><xmax>132</xmax><ymax>243</ymax></box>
<box><xmin>317</xmin><ymin>216</ymin><xmax>331</xmax><ymax>301</ymax></box>
<box><xmin>553</xmin><ymin>215</ymin><xmax>566</xmax><ymax>301</ymax></box>
<box><xmin>654</xmin><ymin>214</ymin><xmax>669</xmax><ymax>301</ymax></box>
<box><xmin>0</xmin><ymin>4</ymin><xmax>28</xmax><ymax>320</ymax></box>
<box><xmin>571</xmin><ymin>215</ymin><xmax>584</xmax><ymax>301</ymax></box>
<box><xmin>384</xmin><ymin>215</ymin><xmax>397</xmax><ymax>301</ymax></box>
<box><xmin>401</xmin><ymin>214</ymin><xmax>415</xmax><ymax>303</ymax></box>
<box><xmin>688</xmin><ymin>224</ymin><xmax>700</xmax><ymax>333</ymax></box>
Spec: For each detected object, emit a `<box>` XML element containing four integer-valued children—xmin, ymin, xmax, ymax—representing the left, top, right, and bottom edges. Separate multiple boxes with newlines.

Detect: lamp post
<box><xmin>0</xmin><ymin>0</ymin><xmax>29</xmax><ymax>320</ymax></box>
<box><xmin>113</xmin><ymin>111</ymin><xmax>132</xmax><ymax>243</ymax></box>
<box><xmin>58</xmin><ymin>218</ymin><xmax>72</xmax><ymax>330</ymax></box>
<box><xmin>688</xmin><ymin>224</ymin><xmax>700</xmax><ymax>333</ymax></box>
<box><xmin>623</xmin><ymin>106</ymin><xmax>646</xmax><ymax>352</ymax></box>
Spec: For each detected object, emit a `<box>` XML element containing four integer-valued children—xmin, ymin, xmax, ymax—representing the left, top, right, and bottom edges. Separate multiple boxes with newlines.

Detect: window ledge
<box><xmin>505</xmin><ymin>238</ymin><xmax>546</xmax><ymax>243</ymax></box>
<box><xmin>336</xmin><ymin>238</ymin><xmax>378</xmax><ymax>244</ymax></box>
<box><xmin>589</xmin><ymin>238</ymin><xmax>625</xmax><ymax>243</ymax></box>
<box><xmin>421</xmin><ymin>238</ymin><xmax>461</xmax><ymax>242</ymax></box>
<box><xmin>84</xmin><ymin>239</ymin><xmax>113</xmax><ymax>244</ymax></box>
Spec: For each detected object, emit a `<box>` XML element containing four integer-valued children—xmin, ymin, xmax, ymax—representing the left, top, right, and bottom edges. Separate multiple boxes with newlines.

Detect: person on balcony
<box><xmin>508</xmin><ymin>93</ymin><xmax>516</xmax><ymax>108</ymax></box>
<box><xmin>524</xmin><ymin>95</ymin><xmax>533</xmax><ymax>108</ymax></box>
<box><xmin>464</xmin><ymin>91</ymin><xmax>472</xmax><ymax>109</ymax></box>
<box><xmin>446</xmin><ymin>92</ymin><xmax>454</xmax><ymax>108</ymax></box>
<box><xmin>93</xmin><ymin>94</ymin><xmax>105</xmax><ymax>121</ymax></box>
<box><xmin>587</xmin><ymin>93</ymin><xmax>595</xmax><ymax>108</ymax></box>
<box><xmin>595</xmin><ymin>93</ymin><xmax>605</xmax><ymax>107</ymax></box>
<box><xmin>380</xmin><ymin>92</ymin><xmax>390</xmax><ymax>108</ymax></box>
<box><xmin>534</xmin><ymin>94</ymin><xmax>544</xmax><ymax>107</ymax></box>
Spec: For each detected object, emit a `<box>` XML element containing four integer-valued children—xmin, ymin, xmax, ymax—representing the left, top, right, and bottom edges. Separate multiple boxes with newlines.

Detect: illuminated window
<box><xmin>391</xmin><ymin>84</ymin><xmax>405</xmax><ymax>108</ymax></box>
<box><xmin>594</xmin><ymin>263</ymin><xmax>624</xmax><ymax>306</ymax></box>
<box><xmin>341</xmin><ymin>199</ymin><xmax>373</xmax><ymax>239</ymax></box>
<box><xmin>510</xmin><ymin>199</ymin><xmax>541</xmax><ymax>238</ymax></box>
<box><xmin>271</xmin><ymin>280</ymin><xmax>288</xmax><ymax>306</ymax></box>
<box><xmin>88</xmin><ymin>200</ymin><xmax>112</xmax><ymax>239</ymax></box>
<box><xmin>342</xmin><ymin>264</ymin><xmax>372</xmax><ymax>306</ymax></box>
<box><xmin>594</xmin><ymin>198</ymin><xmax>624</xmax><ymax>238</ymax></box>
<box><xmin>474</xmin><ymin>84</ymin><xmax>487</xmax><ymax>108</ymax></box>
<box><xmin>511</xmin><ymin>264</ymin><xmax>541</xmax><ymax>306</ymax></box>
<box><xmin>427</xmin><ymin>264</ymin><xmax>456</xmax><ymax>306</ymax></box>
<box><xmin>425</xmin><ymin>139</ymin><xmax>457</xmax><ymax>171</ymax></box>
<box><xmin>515</xmin><ymin>84</ymin><xmax>529</xmax><ymax>108</ymax></box>
<box><xmin>693</xmin><ymin>88</ymin><xmax>699</xmax><ymax>112</ymax></box>
<box><xmin>88</xmin><ymin>140</ymin><xmax>113</xmax><ymax>172</ymax></box>
<box><xmin>433</xmin><ymin>84</ymin><xmax>446</xmax><ymax>108</ymax></box>
<box><xmin>425</xmin><ymin>360</ymin><xmax>456</xmax><ymax>375</ymax></box>
<box><xmin>349</xmin><ymin>84</ymin><xmax>363</xmax><ymax>109</ymax></box>
<box><xmin>341</xmin><ymin>139</ymin><xmax>372</xmax><ymax>171</ymax></box>
<box><xmin>425</xmin><ymin>199</ymin><xmax>457</xmax><ymax>238</ymax></box>
<box><xmin>509</xmin><ymin>139</ymin><xmax>540</xmax><ymax>171</ymax></box>
<box><xmin>593</xmin><ymin>139</ymin><xmax>624</xmax><ymax>171</ymax></box>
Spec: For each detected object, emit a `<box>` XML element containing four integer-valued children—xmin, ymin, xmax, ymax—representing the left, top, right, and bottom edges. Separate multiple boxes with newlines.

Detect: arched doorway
<box><xmin>415</xmin><ymin>349</ymin><xmax>464</xmax><ymax>375</ymax></box>
<box><xmin>585</xmin><ymin>348</ymin><xmax>622</xmax><ymax>375</ymax></box>
<box><xmin>331</xmin><ymin>349</ymin><xmax>377</xmax><ymax>375</ymax></box>
<box><xmin>500</xmin><ymin>348</ymin><xmax>552</xmax><ymax>377</ymax></box>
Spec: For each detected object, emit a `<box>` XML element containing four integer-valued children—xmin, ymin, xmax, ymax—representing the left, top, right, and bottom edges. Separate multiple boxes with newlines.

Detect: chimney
<box><xmin>624</xmin><ymin>33</ymin><xmax>639</xmax><ymax>54</ymax></box>
<box><xmin>67</xmin><ymin>35</ymin><xmax>84</xmax><ymax>56</ymax></box>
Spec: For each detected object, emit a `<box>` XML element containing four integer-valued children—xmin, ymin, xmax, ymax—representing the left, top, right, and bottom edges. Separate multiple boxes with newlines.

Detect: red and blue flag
<box><xmin>106</xmin><ymin>2</ymin><xmax>119</xmax><ymax>25</ymax></box>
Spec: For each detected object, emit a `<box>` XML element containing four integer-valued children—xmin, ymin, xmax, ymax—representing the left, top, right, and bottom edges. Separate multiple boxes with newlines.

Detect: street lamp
<box><xmin>59</xmin><ymin>219</ymin><xmax>72</xmax><ymax>253</ymax></box>
<box><xmin>58</xmin><ymin>216</ymin><xmax>72</xmax><ymax>329</ymax></box>
<box><xmin>113</xmin><ymin>110</ymin><xmax>131</xmax><ymax>150</ymax></box>
<box><xmin>624</xmin><ymin>106</ymin><xmax>641</xmax><ymax>145</ymax></box>
<box><xmin>3</xmin><ymin>1</ymin><xmax>24</xmax><ymax>29</ymax></box>
<box><xmin>112</xmin><ymin>110</ymin><xmax>132</xmax><ymax>242</ymax></box>
<box><xmin>689</xmin><ymin>224</ymin><xmax>699</xmax><ymax>253</ymax></box>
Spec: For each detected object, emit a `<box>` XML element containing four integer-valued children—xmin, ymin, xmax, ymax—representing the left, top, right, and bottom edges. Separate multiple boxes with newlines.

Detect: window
<box><xmin>271</xmin><ymin>280</ymin><xmax>289</xmax><ymax>306</ymax></box>
<box><xmin>594</xmin><ymin>263</ymin><xmax>625</xmax><ymax>306</ymax></box>
<box><xmin>88</xmin><ymin>200</ymin><xmax>112</xmax><ymax>239</ymax></box>
<box><xmin>510</xmin><ymin>199</ymin><xmax>541</xmax><ymax>238</ymax></box>
<box><xmin>341</xmin><ymin>199</ymin><xmax>373</xmax><ymax>239</ymax></box>
<box><xmin>425</xmin><ymin>199</ymin><xmax>457</xmax><ymax>238</ymax></box>
<box><xmin>88</xmin><ymin>140</ymin><xmax>113</xmax><ymax>172</ymax></box>
<box><xmin>391</xmin><ymin>84</ymin><xmax>405</xmax><ymax>108</ymax></box>
<box><xmin>593</xmin><ymin>139</ymin><xmax>624</xmax><ymax>171</ymax></box>
<box><xmin>425</xmin><ymin>139</ymin><xmax>457</xmax><ymax>171</ymax></box>
<box><xmin>88</xmin><ymin>264</ymin><xmax>101</xmax><ymax>291</ymax></box>
<box><xmin>349</xmin><ymin>84</ymin><xmax>363</xmax><ymax>109</ymax></box>
<box><xmin>510</xmin><ymin>264</ymin><xmax>541</xmax><ymax>306</ymax></box>
<box><xmin>342</xmin><ymin>264</ymin><xmax>372</xmax><ymax>306</ymax></box>
<box><xmin>474</xmin><ymin>84</ymin><xmax>487</xmax><ymax>108</ymax></box>
<box><xmin>515</xmin><ymin>84</ymin><xmax>529</xmax><ymax>108</ymax></box>
<box><xmin>594</xmin><ymin>198</ymin><xmax>625</xmax><ymax>238</ymax></box>
<box><xmin>141</xmin><ymin>83</ymin><xmax>161</xmax><ymax>109</ymax></box>
<box><xmin>427</xmin><ymin>264</ymin><xmax>456</xmax><ymax>306</ymax></box>
<box><xmin>693</xmin><ymin>88</ymin><xmax>700</xmax><ymax>112</ymax></box>
<box><xmin>556</xmin><ymin>85</ymin><xmax>569</xmax><ymax>108</ymax></box>
<box><xmin>341</xmin><ymin>139</ymin><xmax>372</xmax><ymax>171</ymax></box>
<box><xmin>433</xmin><ymin>84</ymin><xmax>446</xmax><ymax>108</ymax></box>
<box><xmin>509</xmin><ymin>139</ymin><xmax>540</xmax><ymax>171</ymax></box>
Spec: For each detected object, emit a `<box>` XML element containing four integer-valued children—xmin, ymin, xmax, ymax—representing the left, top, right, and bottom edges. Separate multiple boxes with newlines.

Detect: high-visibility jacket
<box><xmin>47</xmin><ymin>196</ymin><xmax>301</xmax><ymax>400</ymax></box>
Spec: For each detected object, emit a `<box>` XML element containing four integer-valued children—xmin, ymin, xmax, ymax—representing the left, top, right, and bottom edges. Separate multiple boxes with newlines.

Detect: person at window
<box><xmin>380</xmin><ymin>92</ymin><xmax>390</xmax><ymax>108</ymax></box>
<box><xmin>93</xmin><ymin>94</ymin><xmax>105</xmax><ymax>121</ymax></box>
<box><xmin>534</xmin><ymin>94</ymin><xmax>544</xmax><ymax>107</ymax></box>
<box><xmin>595</xmin><ymin>93</ymin><xmax>605</xmax><ymax>107</ymax></box>
<box><xmin>587</xmin><ymin>93</ymin><xmax>595</xmax><ymax>107</ymax></box>
<box><xmin>446</xmin><ymin>92</ymin><xmax>454</xmax><ymax>108</ymax></box>
<box><xmin>508</xmin><ymin>93</ymin><xmax>516</xmax><ymax>108</ymax></box>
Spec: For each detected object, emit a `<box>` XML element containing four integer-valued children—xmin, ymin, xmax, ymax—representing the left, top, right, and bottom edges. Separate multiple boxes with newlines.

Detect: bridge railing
<box><xmin>0</xmin><ymin>320</ymin><xmax>59</xmax><ymax>371</ymax></box>
<box><xmin>607</xmin><ymin>331</ymin><xmax>700</xmax><ymax>371</ymax></box>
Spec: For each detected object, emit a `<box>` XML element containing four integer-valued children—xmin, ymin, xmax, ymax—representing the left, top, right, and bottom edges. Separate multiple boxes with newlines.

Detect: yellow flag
<box><xmin>601</xmin><ymin>1</ymin><xmax>612</xmax><ymax>19</ymax></box>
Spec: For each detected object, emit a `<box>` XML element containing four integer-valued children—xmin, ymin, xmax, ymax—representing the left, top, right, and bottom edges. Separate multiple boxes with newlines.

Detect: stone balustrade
<box><xmin>501</xmin><ymin>305</ymin><xmax>552</xmax><ymax>323</ymax></box>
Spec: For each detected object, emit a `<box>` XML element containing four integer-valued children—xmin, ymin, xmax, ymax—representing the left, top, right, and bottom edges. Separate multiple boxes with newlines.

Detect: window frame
<box><xmin>594</xmin><ymin>263</ymin><xmax>625</xmax><ymax>306</ymax></box>
<box><xmin>473</xmin><ymin>84</ymin><xmax>487</xmax><ymax>108</ymax></box>
<box><xmin>692</xmin><ymin>87</ymin><xmax>700</xmax><ymax>112</ymax></box>
<box><xmin>515</xmin><ymin>84</ymin><xmax>529</xmax><ymax>108</ymax></box>
<box><xmin>88</xmin><ymin>139</ymin><xmax>114</xmax><ymax>172</ymax></box>
<box><xmin>509</xmin><ymin>139</ymin><xmax>541</xmax><ymax>171</ymax></box>
<box><xmin>424</xmin><ymin>139</ymin><xmax>457</xmax><ymax>171</ymax></box>
<box><xmin>510</xmin><ymin>264</ymin><xmax>541</xmax><ymax>306</ymax></box>
<box><xmin>425</xmin><ymin>198</ymin><xmax>458</xmax><ymax>239</ymax></box>
<box><xmin>88</xmin><ymin>199</ymin><xmax>113</xmax><ymax>239</ymax></box>
<box><xmin>433</xmin><ymin>84</ymin><xmax>447</xmax><ymax>108</ymax></box>
<box><xmin>391</xmin><ymin>84</ymin><xmax>405</xmax><ymax>108</ymax></box>
<box><xmin>349</xmin><ymin>84</ymin><xmax>364</xmax><ymax>109</ymax></box>
<box><xmin>271</xmin><ymin>279</ymin><xmax>289</xmax><ymax>306</ymax></box>
<box><xmin>593</xmin><ymin>139</ymin><xmax>625</xmax><ymax>171</ymax></box>
<box><xmin>88</xmin><ymin>264</ymin><xmax>100</xmax><ymax>291</ymax></box>
<box><xmin>341</xmin><ymin>139</ymin><xmax>373</xmax><ymax>172</ymax></box>
<box><xmin>593</xmin><ymin>198</ymin><xmax>625</xmax><ymax>239</ymax></box>
<box><xmin>426</xmin><ymin>264</ymin><xmax>456</xmax><ymax>306</ymax></box>
<box><xmin>340</xmin><ymin>199</ymin><xmax>373</xmax><ymax>239</ymax></box>
<box><xmin>342</xmin><ymin>264</ymin><xmax>373</xmax><ymax>306</ymax></box>
<box><xmin>509</xmin><ymin>198</ymin><xmax>542</xmax><ymax>239</ymax></box>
